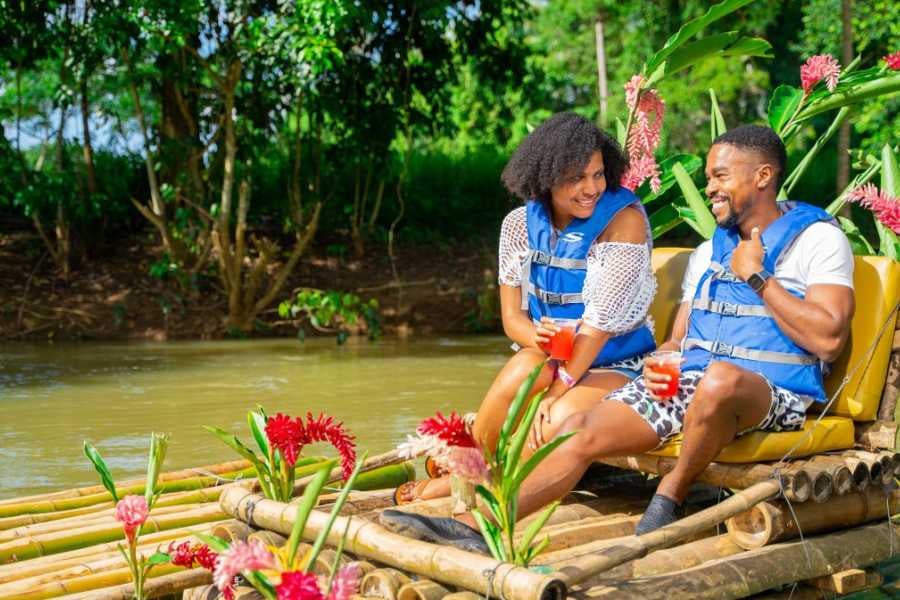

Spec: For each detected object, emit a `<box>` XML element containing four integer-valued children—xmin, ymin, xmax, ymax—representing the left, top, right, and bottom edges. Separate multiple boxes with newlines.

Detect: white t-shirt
<box><xmin>681</xmin><ymin>222</ymin><xmax>855</xmax><ymax>303</ymax></box>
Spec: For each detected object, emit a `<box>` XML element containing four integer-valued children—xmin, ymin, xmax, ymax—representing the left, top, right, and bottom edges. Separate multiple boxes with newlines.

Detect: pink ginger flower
<box><xmin>277</xmin><ymin>570</ymin><xmax>325</xmax><ymax>600</ymax></box>
<box><xmin>327</xmin><ymin>563</ymin><xmax>362</xmax><ymax>600</ymax></box>
<box><xmin>438</xmin><ymin>446</ymin><xmax>490</xmax><ymax>485</ymax></box>
<box><xmin>114</xmin><ymin>495</ymin><xmax>149</xmax><ymax>542</ymax></box>
<box><xmin>847</xmin><ymin>183</ymin><xmax>900</xmax><ymax>234</ymax></box>
<box><xmin>621</xmin><ymin>74</ymin><xmax>664</xmax><ymax>193</ymax></box>
<box><xmin>800</xmin><ymin>54</ymin><xmax>841</xmax><ymax>95</ymax></box>
<box><xmin>214</xmin><ymin>540</ymin><xmax>275</xmax><ymax>600</ymax></box>
<box><xmin>885</xmin><ymin>51</ymin><xmax>900</xmax><ymax>71</ymax></box>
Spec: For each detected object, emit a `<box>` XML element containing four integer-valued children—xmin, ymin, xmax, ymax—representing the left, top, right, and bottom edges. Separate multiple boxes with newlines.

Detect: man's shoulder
<box><xmin>789</xmin><ymin>221</ymin><xmax>853</xmax><ymax>260</ymax></box>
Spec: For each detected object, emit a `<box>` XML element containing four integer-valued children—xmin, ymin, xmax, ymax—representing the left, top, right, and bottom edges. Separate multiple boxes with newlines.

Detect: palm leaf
<box><xmin>83</xmin><ymin>442</ymin><xmax>118</xmax><ymax>503</ymax></box>
<box><xmin>515</xmin><ymin>500</ymin><xmax>559</xmax><ymax>558</ymax></box>
<box><xmin>496</xmin><ymin>363</ymin><xmax>544</xmax><ymax>464</ymax></box>
<box><xmin>672</xmin><ymin>162</ymin><xmax>716</xmax><ymax>238</ymax></box>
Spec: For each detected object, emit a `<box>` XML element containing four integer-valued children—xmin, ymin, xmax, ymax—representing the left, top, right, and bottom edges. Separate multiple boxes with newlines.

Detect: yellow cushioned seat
<box><xmin>640</xmin><ymin>249</ymin><xmax>899</xmax><ymax>463</ymax></box>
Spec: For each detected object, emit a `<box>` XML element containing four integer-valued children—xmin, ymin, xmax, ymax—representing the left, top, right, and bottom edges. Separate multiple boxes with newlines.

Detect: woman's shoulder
<box><xmin>500</xmin><ymin>205</ymin><xmax>527</xmax><ymax>234</ymax></box>
<box><xmin>599</xmin><ymin>204</ymin><xmax>648</xmax><ymax>244</ymax></box>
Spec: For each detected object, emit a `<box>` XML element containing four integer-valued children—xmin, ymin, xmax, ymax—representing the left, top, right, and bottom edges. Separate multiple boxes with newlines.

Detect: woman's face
<box><xmin>549</xmin><ymin>151</ymin><xmax>607</xmax><ymax>225</ymax></box>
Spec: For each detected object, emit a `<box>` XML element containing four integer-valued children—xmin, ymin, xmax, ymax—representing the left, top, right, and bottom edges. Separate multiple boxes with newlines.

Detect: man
<box><xmin>380</xmin><ymin>124</ymin><xmax>855</xmax><ymax>551</ymax></box>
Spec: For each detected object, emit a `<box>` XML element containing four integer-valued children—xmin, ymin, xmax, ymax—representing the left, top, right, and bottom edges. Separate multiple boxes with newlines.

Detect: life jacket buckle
<box><xmin>544</xmin><ymin>292</ymin><xmax>563</xmax><ymax>304</ymax></box>
<box><xmin>712</xmin><ymin>341</ymin><xmax>734</xmax><ymax>356</ymax></box>
<box><xmin>721</xmin><ymin>302</ymin><xmax>739</xmax><ymax>316</ymax></box>
<box><xmin>532</xmin><ymin>251</ymin><xmax>551</xmax><ymax>266</ymax></box>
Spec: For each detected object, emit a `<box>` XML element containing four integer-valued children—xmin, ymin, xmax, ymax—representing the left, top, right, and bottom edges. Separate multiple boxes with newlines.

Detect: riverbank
<box><xmin>1</xmin><ymin>228</ymin><xmax>500</xmax><ymax>342</ymax></box>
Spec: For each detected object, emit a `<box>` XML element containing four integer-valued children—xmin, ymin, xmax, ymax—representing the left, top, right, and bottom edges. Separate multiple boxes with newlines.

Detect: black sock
<box><xmin>634</xmin><ymin>493</ymin><xmax>683</xmax><ymax>535</ymax></box>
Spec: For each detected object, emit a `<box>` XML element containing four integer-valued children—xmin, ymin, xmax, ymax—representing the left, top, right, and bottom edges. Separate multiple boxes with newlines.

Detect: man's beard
<box><xmin>716</xmin><ymin>197</ymin><xmax>739</xmax><ymax>229</ymax></box>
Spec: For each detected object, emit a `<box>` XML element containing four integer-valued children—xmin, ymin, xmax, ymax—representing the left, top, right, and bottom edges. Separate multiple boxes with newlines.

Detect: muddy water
<box><xmin>0</xmin><ymin>336</ymin><xmax>510</xmax><ymax>498</ymax></box>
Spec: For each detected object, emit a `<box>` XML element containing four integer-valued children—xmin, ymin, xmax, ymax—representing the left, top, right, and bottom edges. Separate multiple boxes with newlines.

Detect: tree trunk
<box><xmin>595</xmin><ymin>14</ymin><xmax>609</xmax><ymax>128</ymax></box>
<box><xmin>836</xmin><ymin>0</ymin><xmax>853</xmax><ymax>202</ymax></box>
<box><xmin>80</xmin><ymin>79</ymin><xmax>97</xmax><ymax>197</ymax></box>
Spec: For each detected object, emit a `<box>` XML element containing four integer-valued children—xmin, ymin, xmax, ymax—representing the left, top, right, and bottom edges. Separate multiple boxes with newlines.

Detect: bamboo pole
<box><xmin>397</xmin><ymin>580</ymin><xmax>451</xmax><ymax>600</ymax></box>
<box><xmin>0</xmin><ymin>521</ymin><xmax>226</xmax><ymax>582</ymax></box>
<box><xmin>361</xmin><ymin>568</ymin><xmax>412</xmax><ymax>600</ymax></box>
<box><xmin>0</xmin><ymin>502</ymin><xmax>225</xmax><ymax>563</ymax></box>
<box><xmin>289</xmin><ymin>450</ymin><xmax>413</xmax><ymax>496</ymax></box>
<box><xmin>807</xmin><ymin>455</ymin><xmax>869</xmax><ymax>491</ymax></box>
<box><xmin>0</xmin><ymin>459</ymin><xmax>251</xmax><ymax>506</ymax></box>
<box><xmin>183</xmin><ymin>584</ymin><xmax>220</xmax><ymax>600</ymax></box>
<box><xmin>571</xmin><ymin>520</ymin><xmax>900</xmax><ymax>599</ymax></box>
<box><xmin>802</xmin><ymin>460</ymin><xmax>852</xmax><ymax>496</ymax></box>
<box><xmin>54</xmin><ymin>567</ymin><xmax>211</xmax><ymax>600</ymax></box>
<box><xmin>843</xmin><ymin>450</ymin><xmax>893</xmax><ymax>485</ymax></box>
<box><xmin>597</xmin><ymin>456</ymin><xmax>807</xmax><ymax>502</ymax></box>
<box><xmin>526</xmin><ymin>515</ymin><xmax>641</xmax><ymax>554</ymax></box>
<box><xmin>725</xmin><ymin>487</ymin><xmax>900</xmax><ymax>549</ymax></box>
<box><xmin>555</xmin><ymin>480</ymin><xmax>781</xmax><ymax>587</ymax></box>
<box><xmin>562</xmin><ymin>535</ymin><xmax>744</xmax><ymax>587</ymax></box>
<box><xmin>0</xmin><ymin>562</ymin><xmax>183</xmax><ymax>599</ymax></box>
<box><xmin>797</xmin><ymin>465</ymin><xmax>834</xmax><ymax>503</ymax></box>
<box><xmin>219</xmin><ymin>486</ymin><xmax>567</xmax><ymax>600</ymax></box>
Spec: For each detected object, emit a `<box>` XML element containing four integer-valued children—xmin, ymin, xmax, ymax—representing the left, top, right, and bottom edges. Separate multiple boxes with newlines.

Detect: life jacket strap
<box><xmin>691</xmin><ymin>298</ymin><xmax>773</xmax><ymax>318</ymax></box>
<box><xmin>684</xmin><ymin>338</ymin><xmax>819</xmax><ymax>366</ymax></box>
<box><xmin>523</xmin><ymin>282</ymin><xmax>583</xmax><ymax>305</ymax></box>
<box><xmin>528</xmin><ymin>250</ymin><xmax>587</xmax><ymax>270</ymax></box>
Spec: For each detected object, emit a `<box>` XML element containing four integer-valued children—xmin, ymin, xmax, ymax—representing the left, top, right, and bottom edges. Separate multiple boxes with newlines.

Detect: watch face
<box><xmin>748</xmin><ymin>271</ymin><xmax>768</xmax><ymax>292</ymax></box>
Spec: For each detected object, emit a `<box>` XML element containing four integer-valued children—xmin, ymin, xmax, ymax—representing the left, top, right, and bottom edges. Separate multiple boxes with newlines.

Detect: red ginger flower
<box><xmin>885</xmin><ymin>51</ymin><xmax>900</xmax><ymax>71</ymax></box>
<box><xmin>266</xmin><ymin>412</ymin><xmax>357</xmax><ymax>479</ymax></box>
<box><xmin>114</xmin><ymin>495</ymin><xmax>148</xmax><ymax>542</ymax></box>
<box><xmin>800</xmin><ymin>54</ymin><xmax>841</xmax><ymax>95</ymax></box>
<box><xmin>214</xmin><ymin>540</ymin><xmax>275</xmax><ymax>600</ymax></box>
<box><xmin>621</xmin><ymin>74</ymin><xmax>664</xmax><ymax>193</ymax></box>
<box><xmin>277</xmin><ymin>570</ymin><xmax>325</xmax><ymax>600</ymax></box>
<box><xmin>848</xmin><ymin>183</ymin><xmax>900</xmax><ymax>234</ymax></box>
<box><xmin>417</xmin><ymin>411</ymin><xmax>475</xmax><ymax>448</ymax></box>
<box><xmin>168</xmin><ymin>541</ymin><xmax>217</xmax><ymax>570</ymax></box>
<box><xmin>267</xmin><ymin>413</ymin><xmax>306</xmax><ymax>467</ymax></box>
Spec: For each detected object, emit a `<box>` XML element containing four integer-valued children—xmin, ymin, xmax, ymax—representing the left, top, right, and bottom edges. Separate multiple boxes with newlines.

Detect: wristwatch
<box><xmin>746</xmin><ymin>269</ymin><xmax>772</xmax><ymax>294</ymax></box>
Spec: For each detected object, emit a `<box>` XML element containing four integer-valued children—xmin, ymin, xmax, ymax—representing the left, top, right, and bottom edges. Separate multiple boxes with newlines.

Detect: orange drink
<box><xmin>539</xmin><ymin>318</ymin><xmax>578</xmax><ymax>361</ymax></box>
<box><xmin>646</xmin><ymin>350</ymin><xmax>682</xmax><ymax>399</ymax></box>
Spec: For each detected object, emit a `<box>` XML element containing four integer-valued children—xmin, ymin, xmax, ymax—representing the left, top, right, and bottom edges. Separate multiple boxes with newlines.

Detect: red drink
<box><xmin>539</xmin><ymin>319</ymin><xmax>578</xmax><ymax>361</ymax></box>
<box><xmin>646</xmin><ymin>351</ymin><xmax>682</xmax><ymax>399</ymax></box>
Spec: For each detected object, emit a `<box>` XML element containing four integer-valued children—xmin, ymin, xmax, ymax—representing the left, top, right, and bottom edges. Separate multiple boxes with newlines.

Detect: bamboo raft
<box><xmin>0</xmin><ymin>251</ymin><xmax>897</xmax><ymax>598</ymax></box>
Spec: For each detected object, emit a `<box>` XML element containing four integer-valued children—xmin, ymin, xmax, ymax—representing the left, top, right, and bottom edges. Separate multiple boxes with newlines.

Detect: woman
<box><xmin>397</xmin><ymin>112</ymin><xmax>657</xmax><ymax>502</ymax></box>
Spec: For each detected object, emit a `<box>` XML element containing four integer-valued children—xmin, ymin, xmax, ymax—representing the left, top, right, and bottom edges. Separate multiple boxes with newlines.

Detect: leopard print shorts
<box><xmin>605</xmin><ymin>369</ymin><xmax>813</xmax><ymax>446</ymax></box>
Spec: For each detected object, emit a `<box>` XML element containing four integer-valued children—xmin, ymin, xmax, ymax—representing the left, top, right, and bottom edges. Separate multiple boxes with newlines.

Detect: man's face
<box><xmin>704</xmin><ymin>144</ymin><xmax>770</xmax><ymax>228</ymax></box>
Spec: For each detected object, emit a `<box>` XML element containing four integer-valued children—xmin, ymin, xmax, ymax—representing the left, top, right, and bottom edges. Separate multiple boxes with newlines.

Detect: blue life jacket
<box><xmin>522</xmin><ymin>187</ymin><xmax>656</xmax><ymax>367</ymax></box>
<box><xmin>681</xmin><ymin>201</ymin><xmax>837</xmax><ymax>400</ymax></box>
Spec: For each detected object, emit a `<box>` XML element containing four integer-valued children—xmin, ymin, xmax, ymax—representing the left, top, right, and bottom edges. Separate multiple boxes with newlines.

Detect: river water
<box><xmin>0</xmin><ymin>336</ymin><xmax>510</xmax><ymax>499</ymax></box>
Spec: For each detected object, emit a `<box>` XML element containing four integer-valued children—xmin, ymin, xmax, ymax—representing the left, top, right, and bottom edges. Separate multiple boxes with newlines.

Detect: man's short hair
<box><xmin>713</xmin><ymin>124</ymin><xmax>787</xmax><ymax>190</ymax></box>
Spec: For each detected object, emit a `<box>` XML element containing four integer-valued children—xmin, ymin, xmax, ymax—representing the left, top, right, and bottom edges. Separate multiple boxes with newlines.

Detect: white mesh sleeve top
<box><xmin>497</xmin><ymin>205</ymin><xmax>656</xmax><ymax>336</ymax></box>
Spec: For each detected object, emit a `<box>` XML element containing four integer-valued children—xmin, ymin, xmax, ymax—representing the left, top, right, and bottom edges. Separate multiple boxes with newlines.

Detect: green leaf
<box><xmin>649</xmin><ymin>204</ymin><xmax>683</xmax><ymax>239</ymax></box>
<box><xmin>287</xmin><ymin>458</ymin><xmax>337</xmax><ymax>567</ymax></box>
<box><xmin>767</xmin><ymin>85</ymin><xmax>803</xmax><ymax>135</ymax></box>
<box><xmin>249</xmin><ymin>409</ymin><xmax>270</xmax><ymax>457</ymax></box>
<box><xmin>796</xmin><ymin>73</ymin><xmax>900</xmax><ymax>122</ymax></box>
<box><xmin>709</xmin><ymin>89</ymin><xmax>726</xmax><ymax>143</ymax></box>
<box><xmin>503</xmin><ymin>389</ymin><xmax>545</xmax><ymax>482</ymax></box>
<box><xmin>838</xmin><ymin>217</ymin><xmax>875</xmax><ymax>255</ymax></box>
<box><xmin>782</xmin><ymin>107</ymin><xmax>850</xmax><ymax>196</ymax></box>
<box><xmin>83</xmin><ymin>441</ymin><xmax>119</xmax><ymax>503</ymax></box>
<box><xmin>145</xmin><ymin>432</ymin><xmax>169</xmax><ymax>509</ymax></box>
<box><xmin>204</xmin><ymin>426</ymin><xmax>272</xmax><ymax>494</ymax></box>
<box><xmin>516</xmin><ymin>501</ymin><xmax>559</xmax><ymax>558</ymax></box>
<box><xmin>511</xmin><ymin>431</ymin><xmax>577</xmax><ymax>492</ymax></box>
<box><xmin>306</xmin><ymin>452</ymin><xmax>367</xmax><ymax>571</ymax></box>
<box><xmin>875</xmin><ymin>221</ymin><xmax>900</xmax><ymax>261</ymax></box>
<box><xmin>881</xmin><ymin>144</ymin><xmax>900</xmax><ymax>198</ymax></box>
<box><xmin>147</xmin><ymin>551</ymin><xmax>171</xmax><ymax>566</ymax></box>
<box><xmin>195</xmin><ymin>532</ymin><xmax>230</xmax><ymax>553</ymax></box>
<box><xmin>645</xmin><ymin>0</ymin><xmax>756</xmax><ymax>74</ymax></box>
<box><xmin>615</xmin><ymin>117</ymin><xmax>627</xmax><ymax>148</ymax></box>
<box><xmin>642</xmin><ymin>154</ymin><xmax>703</xmax><ymax>205</ymax></box>
<box><xmin>523</xmin><ymin>536</ymin><xmax>551</xmax><ymax>565</ymax></box>
<box><xmin>471</xmin><ymin>509</ymin><xmax>505</xmax><ymax>562</ymax></box>
<box><xmin>656</xmin><ymin>33</ymin><xmax>770</xmax><ymax>81</ymax></box>
<box><xmin>672</xmin><ymin>162</ymin><xmax>716</xmax><ymax>239</ymax></box>
<box><xmin>475</xmin><ymin>484</ymin><xmax>503</xmax><ymax>522</ymax></box>
<box><xmin>496</xmin><ymin>363</ymin><xmax>544</xmax><ymax>463</ymax></box>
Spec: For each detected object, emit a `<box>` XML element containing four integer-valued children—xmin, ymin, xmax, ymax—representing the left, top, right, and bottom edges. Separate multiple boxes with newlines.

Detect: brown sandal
<box><xmin>424</xmin><ymin>456</ymin><xmax>448</xmax><ymax>479</ymax></box>
<box><xmin>393</xmin><ymin>480</ymin><xmax>430</xmax><ymax>505</ymax></box>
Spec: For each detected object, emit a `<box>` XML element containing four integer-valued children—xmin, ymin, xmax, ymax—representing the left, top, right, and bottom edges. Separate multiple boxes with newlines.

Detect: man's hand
<box><xmin>731</xmin><ymin>226</ymin><xmax>765</xmax><ymax>281</ymax></box>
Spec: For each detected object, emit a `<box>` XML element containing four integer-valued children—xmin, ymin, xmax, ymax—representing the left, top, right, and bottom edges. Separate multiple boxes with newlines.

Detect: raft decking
<box><xmin>0</xmin><ymin>247</ymin><xmax>897</xmax><ymax>598</ymax></box>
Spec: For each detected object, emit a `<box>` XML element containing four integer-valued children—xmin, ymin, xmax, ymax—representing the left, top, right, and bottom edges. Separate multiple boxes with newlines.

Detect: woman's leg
<box><xmin>398</xmin><ymin>348</ymin><xmax>553</xmax><ymax>503</ymax></box>
<box><xmin>539</xmin><ymin>370</ymin><xmax>631</xmax><ymax>443</ymax></box>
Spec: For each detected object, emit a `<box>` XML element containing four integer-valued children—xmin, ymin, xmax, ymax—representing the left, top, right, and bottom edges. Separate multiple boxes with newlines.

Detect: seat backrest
<box><xmin>649</xmin><ymin>248</ymin><xmax>693</xmax><ymax>344</ymax></box>
<box><xmin>825</xmin><ymin>255</ymin><xmax>899</xmax><ymax>421</ymax></box>
<box><xmin>650</xmin><ymin>249</ymin><xmax>899</xmax><ymax>421</ymax></box>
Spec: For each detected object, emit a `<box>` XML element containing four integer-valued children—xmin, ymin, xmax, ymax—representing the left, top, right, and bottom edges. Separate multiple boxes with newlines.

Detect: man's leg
<box><xmin>653</xmin><ymin>361</ymin><xmax>773</xmax><ymax>504</ymax></box>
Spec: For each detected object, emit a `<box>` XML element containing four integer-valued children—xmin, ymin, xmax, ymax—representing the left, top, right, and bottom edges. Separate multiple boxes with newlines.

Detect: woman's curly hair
<box><xmin>501</xmin><ymin>112</ymin><xmax>627</xmax><ymax>203</ymax></box>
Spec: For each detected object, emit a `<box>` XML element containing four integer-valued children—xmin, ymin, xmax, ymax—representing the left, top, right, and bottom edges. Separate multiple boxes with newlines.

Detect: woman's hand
<box><xmin>642</xmin><ymin>358</ymin><xmax>672</xmax><ymax>401</ymax></box>
<box><xmin>528</xmin><ymin>395</ymin><xmax>557</xmax><ymax>450</ymax></box>
<box><xmin>534</xmin><ymin>316</ymin><xmax>559</xmax><ymax>350</ymax></box>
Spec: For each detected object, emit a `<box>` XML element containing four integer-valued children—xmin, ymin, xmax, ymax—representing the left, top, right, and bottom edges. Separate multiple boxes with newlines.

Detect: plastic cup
<box><xmin>645</xmin><ymin>350</ymin><xmax>682</xmax><ymax>399</ymax></box>
<box><xmin>539</xmin><ymin>318</ymin><xmax>578</xmax><ymax>361</ymax></box>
